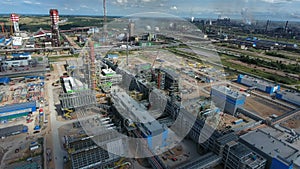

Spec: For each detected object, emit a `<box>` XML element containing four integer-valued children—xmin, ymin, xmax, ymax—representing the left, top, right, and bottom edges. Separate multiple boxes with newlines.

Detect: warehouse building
<box><xmin>240</xmin><ymin>129</ymin><xmax>299</xmax><ymax>169</ymax></box>
<box><xmin>237</xmin><ymin>74</ymin><xmax>280</xmax><ymax>94</ymax></box>
<box><xmin>0</xmin><ymin>101</ymin><xmax>36</xmax><ymax>122</ymax></box>
<box><xmin>0</xmin><ymin>124</ymin><xmax>28</xmax><ymax>137</ymax></box>
<box><xmin>275</xmin><ymin>90</ymin><xmax>300</xmax><ymax>106</ymax></box>
<box><xmin>211</xmin><ymin>85</ymin><xmax>246</xmax><ymax>116</ymax></box>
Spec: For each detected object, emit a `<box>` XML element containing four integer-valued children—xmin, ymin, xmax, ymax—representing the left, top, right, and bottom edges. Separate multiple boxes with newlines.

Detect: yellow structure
<box><xmin>63</xmin><ymin>108</ymin><xmax>73</xmax><ymax>119</ymax></box>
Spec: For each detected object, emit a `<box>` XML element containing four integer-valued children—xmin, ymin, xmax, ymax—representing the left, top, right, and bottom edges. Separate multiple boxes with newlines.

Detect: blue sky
<box><xmin>1</xmin><ymin>0</ymin><xmax>300</xmax><ymax>21</ymax></box>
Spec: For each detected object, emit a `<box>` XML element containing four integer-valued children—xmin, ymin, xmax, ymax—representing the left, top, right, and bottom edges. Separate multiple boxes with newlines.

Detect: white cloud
<box><xmin>23</xmin><ymin>0</ymin><xmax>33</xmax><ymax>4</ymax></box>
<box><xmin>170</xmin><ymin>5</ymin><xmax>177</xmax><ymax>10</ymax></box>
<box><xmin>1</xmin><ymin>0</ymin><xmax>15</xmax><ymax>5</ymax></box>
<box><xmin>80</xmin><ymin>5</ymin><xmax>88</xmax><ymax>8</ymax></box>
<box><xmin>116</xmin><ymin>0</ymin><xmax>128</xmax><ymax>4</ymax></box>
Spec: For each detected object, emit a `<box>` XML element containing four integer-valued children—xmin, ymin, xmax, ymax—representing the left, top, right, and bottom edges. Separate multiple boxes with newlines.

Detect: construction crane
<box><xmin>103</xmin><ymin>0</ymin><xmax>107</xmax><ymax>44</ymax></box>
<box><xmin>151</xmin><ymin>50</ymin><xmax>160</xmax><ymax>85</ymax></box>
<box><xmin>103</xmin><ymin>0</ymin><xmax>106</xmax><ymax>24</ymax></box>
<box><xmin>151</xmin><ymin>50</ymin><xmax>160</xmax><ymax>69</ymax></box>
<box><xmin>89</xmin><ymin>40</ymin><xmax>96</xmax><ymax>90</ymax></box>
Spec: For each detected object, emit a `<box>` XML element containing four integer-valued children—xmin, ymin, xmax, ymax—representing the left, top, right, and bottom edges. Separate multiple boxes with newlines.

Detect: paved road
<box><xmin>47</xmin><ymin>62</ymin><xmax>67</xmax><ymax>169</ymax></box>
<box><xmin>47</xmin><ymin>62</ymin><xmax>97</xmax><ymax>169</ymax></box>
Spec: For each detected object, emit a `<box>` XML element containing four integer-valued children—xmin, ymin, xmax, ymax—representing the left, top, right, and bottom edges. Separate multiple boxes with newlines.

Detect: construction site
<box><xmin>0</xmin><ymin>1</ymin><xmax>299</xmax><ymax>169</ymax></box>
<box><xmin>54</xmin><ymin>13</ymin><xmax>300</xmax><ymax>169</ymax></box>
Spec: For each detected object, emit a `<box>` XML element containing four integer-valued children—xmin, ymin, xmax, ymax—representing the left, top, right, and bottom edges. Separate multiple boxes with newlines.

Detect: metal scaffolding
<box><xmin>59</xmin><ymin>90</ymin><xmax>96</xmax><ymax>109</ymax></box>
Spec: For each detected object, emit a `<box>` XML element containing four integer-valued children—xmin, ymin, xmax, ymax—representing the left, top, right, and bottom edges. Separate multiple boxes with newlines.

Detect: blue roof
<box><xmin>0</xmin><ymin>77</ymin><xmax>10</xmax><ymax>84</ymax></box>
<box><xmin>0</xmin><ymin>37</ymin><xmax>5</xmax><ymax>43</ymax></box>
<box><xmin>0</xmin><ymin>101</ymin><xmax>36</xmax><ymax>113</ymax></box>
<box><xmin>12</xmin><ymin>53</ymin><xmax>31</xmax><ymax>57</ymax></box>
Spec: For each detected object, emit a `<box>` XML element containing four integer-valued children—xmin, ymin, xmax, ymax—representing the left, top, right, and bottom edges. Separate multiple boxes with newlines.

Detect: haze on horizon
<box><xmin>1</xmin><ymin>0</ymin><xmax>300</xmax><ymax>21</ymax></box>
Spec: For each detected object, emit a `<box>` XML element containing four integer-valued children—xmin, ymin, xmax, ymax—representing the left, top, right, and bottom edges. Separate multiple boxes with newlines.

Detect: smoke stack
<box><xmin>50</xmin><ymin>9</ymin><xmax>60</xmax><ymax>47</ymax></box>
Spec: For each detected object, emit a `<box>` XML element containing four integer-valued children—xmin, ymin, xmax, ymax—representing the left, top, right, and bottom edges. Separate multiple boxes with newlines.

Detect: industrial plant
<box><xmin>0</xmin><ymin>1</ymin><xmax>300</xmax><ymax>169</ymax></box>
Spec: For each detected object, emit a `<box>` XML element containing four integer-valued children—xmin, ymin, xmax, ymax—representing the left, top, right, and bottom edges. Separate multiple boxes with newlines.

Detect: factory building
<box><xmin>223</xmin><ymin>141</ymin><xmax>267</xmax><ymax>169</ymax></box>
<box><xmin>237</xmin><ymin>74</ymin><xmax>280</xmax><ymax>94</ymax></box>
<box><xmin>158</xmin><ymin>68</ymin><xmax>179</xmax><ymax>92</ymax></box>
<box><xmin>99</xmin><ymin>68</ymin><xmax>122</xmax><ymax>93</ymax></box>
<box><xmin>275</xmin><ymin>90</ymin><xmax>300</xmax><ymax>106</ymax></box>
<box><xmin>211</xmin><ymin>85</ymin><xmax>246</xmax><ymax>116</ymax></box>
<box><xmin>240</xmin><ymin>129</ymin><xmax>299</xmax><ymax>169</ymax></box>
<box><xmin>0</xmin><ymin>101</ymin><xmax>36</xmax><ymax>122</ymax></box>
<box><xmin>111</xmin><ymin>88</ymin><xmax>168</xmax><ymax>150</ymax></box>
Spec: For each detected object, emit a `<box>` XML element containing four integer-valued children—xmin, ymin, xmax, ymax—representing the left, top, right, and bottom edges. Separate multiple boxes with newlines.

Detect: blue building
<box><xmin>275</xmin><ymin>90</ymin><xmax>300</xmax><ymax>107</ymax></box>
<box><xmin>240</xmin><ymin>129</ymin><xmax>299</xmax><ymax>169</ymax></box>
<box><xmin>211</xmin><ymin>85</ymin><xmax>246</xmax><ymax>116</ymax></box>
<box><xmin>0</xmin><ymin>101</ymin><xmax>36</xmax><ymax>121</ymax></box>
<box><xmin>237</xmin><ymin>74</ymin><xmax>280</xmax><ymax>94</ymax></box>
<box><xmin>0</xmin><ymin>77</ymin><xmax>10</xmax><ymax>85</ymax></box>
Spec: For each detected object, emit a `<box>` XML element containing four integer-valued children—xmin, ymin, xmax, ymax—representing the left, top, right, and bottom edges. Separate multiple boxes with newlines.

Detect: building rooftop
<box><xmin>216</xmin><ymin>132</ymin><xmax>238</xmax><ymax>145</ymax></box>
<box><xmin>211</xmin><ymin>85</ymin><xmax>244</xmax><ymax>99</ymax></box>
<box><xmin>102</xmin><ymin>69</ymin><xmax>116</xmax><ymax>76</ymax></box>
<box><xmin>111</xmin><ymin>87</ymin><xmax>164</xmax><ymax>136</ymax></box>
<box><xmin>0</xmin><ymin>125</ymin><xmax>27</xmax><ymax>137</ymax></box>
<box><xmin>240</xmin><ymin>129</ymin><xmax>299</xmax><ymax>163</ymax></box>
<box><xmin>0</xmin><ymin>101</ymin><xmax>36</xmax><ymax>114</ymax></box>
<box><xmin>278</xmin><ymin>90</ymin><xmax>300</xmax><ymax>97</ymax></box>
<box><xmin>229</xmin><ymin>141</ymin><xmax>255</xmax><ymax>158</ymax></box>
<box><xmin>239</xmin><ymin>74</ymin><xmax>278</xmax><ymax>87</ymax></box>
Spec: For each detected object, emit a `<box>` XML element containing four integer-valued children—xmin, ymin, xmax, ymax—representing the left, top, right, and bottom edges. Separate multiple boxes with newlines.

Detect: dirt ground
<box><xmin>0</xmin><ymin>146</ymin><xmax>7</xmax><ymax>166</ymax></box>
<box><xmin>244</xmin><ymin>96</ymin><xmax>291</xmax><ymax>118</ymax></box>
<box><xmin>282</xmin><ymin>115</ymin><xmax>300</xmax><ymax>129</ymax></box>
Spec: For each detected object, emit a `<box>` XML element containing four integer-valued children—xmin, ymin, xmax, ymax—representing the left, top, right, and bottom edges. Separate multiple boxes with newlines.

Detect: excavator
<box><xmin>109</xmin><ymin>158</ymin><xmax>131</xmax><ymax>169</ymax></box>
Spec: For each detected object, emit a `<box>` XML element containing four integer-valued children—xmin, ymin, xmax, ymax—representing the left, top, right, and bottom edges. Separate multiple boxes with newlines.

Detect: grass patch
<box><xmin>221</xmin><ymin>59</ymin><xmax>299</xmax><ymax>85</ymax></box>
<box><xmin>48</xmin><ymin>54</ymin><xmax>79</xmax><ymax>62</ymax></box>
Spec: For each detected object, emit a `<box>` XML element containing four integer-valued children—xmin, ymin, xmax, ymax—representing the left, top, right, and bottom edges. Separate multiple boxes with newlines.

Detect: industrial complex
<box><xmin>0</xmin><ymin>2</ymin><xmax>300</xmax><ymax>169</ymax></box>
